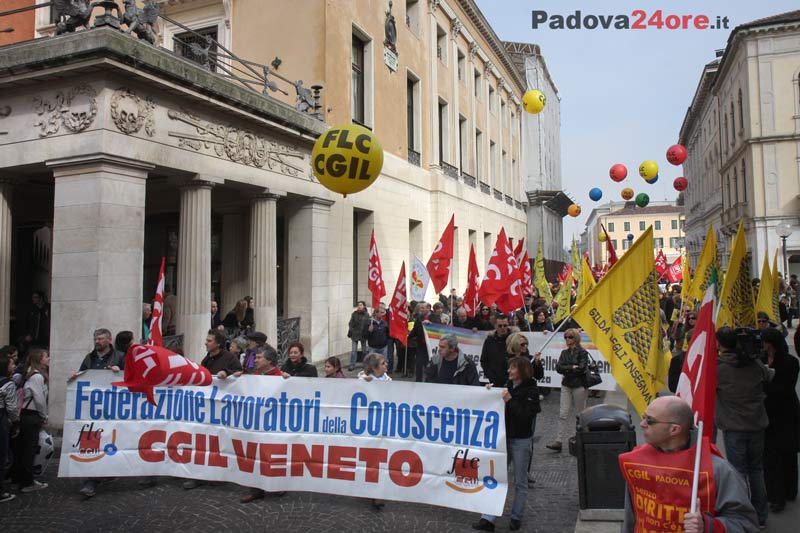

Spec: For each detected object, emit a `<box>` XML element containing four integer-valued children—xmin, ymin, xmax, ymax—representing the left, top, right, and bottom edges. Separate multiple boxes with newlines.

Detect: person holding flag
<box><xmin>620</xmin><ymin>396</ymin><xmax>758</xmax><ymax>532</ymax></box>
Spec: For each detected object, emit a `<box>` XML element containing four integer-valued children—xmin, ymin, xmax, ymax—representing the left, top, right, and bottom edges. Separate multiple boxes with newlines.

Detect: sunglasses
<box><xmin>519</xmin><ymin>341</ymin><xmax>528</xmax><ymax>346</ymax></box>
<box><xmin>564</xmin><ymin>335</ymin><xmax>575</xmax><ymax>339</ymax></box>
<box><xmin>688</xmin><ymin>317</ymin><xmax>697</xmax><ymax>320</ymax></box>
<box><xmin>642</xmin><ymin>414</ymin><xmax>678</xmax><ymax>426</ymax></box>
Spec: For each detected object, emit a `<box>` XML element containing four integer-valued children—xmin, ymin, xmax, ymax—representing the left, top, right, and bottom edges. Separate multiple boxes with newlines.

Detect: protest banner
<box><xmin>59</xmin><ymin>371</ymin><xmax>508</xmax><ymax>515</ymax></box>
<box><xmin>422</xmin><ymin>323</ymin><xmax>617</xmax><ymax>391</ymax></box>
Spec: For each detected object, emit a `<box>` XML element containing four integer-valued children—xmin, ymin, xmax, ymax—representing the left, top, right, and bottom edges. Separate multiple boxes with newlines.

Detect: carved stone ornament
<box><xmin>429</xmin><ymin>0</ymin><xmax>441</xmax><ymax>12</ymax></box>
<box><xmin>469</xmin><ymin>42</ymin><xmax>479</xmax><ymax>61</ymax></box>
<box><xmin>33</xmin><ymin>84</ymin><xmax>97</xmax><ymax>137</ymax></box>
<box><xmin>110</xmin><ymin>88</ymin><xmax>156</xmax><ymax>136</ymax></box>
<box><xmin>485</xmin><ymin>61</ymin><xmax>495</xmax><ymax>76</ymax></box>
<box><xmin>167</xmin><ymin>110</ymin><xmax>304</xmax><ymax>176</ymax></box>
<box><xmin>451</xmin><ymin>19</ymin><xmax>463</xmax><ymax>40</ymax></box>
<box><xmin>384</xmin><ymin>1</ymin><xmax>398</xmax><ymax>54</ymax></box>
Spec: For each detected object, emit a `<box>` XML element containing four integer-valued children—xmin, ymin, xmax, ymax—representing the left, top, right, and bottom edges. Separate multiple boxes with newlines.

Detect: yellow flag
<box><xmin>771</xmin><ymin>249</ymin><xmax>780</xmax><ymax>322</ymax></box>
<box><xmin>576</xmin><ymin>256</ymin><xmax>596</xmax><ymax>304</ymax></box>
<box><xmin>571</xmin><ymin>236</ymin><xmax>580</xmax><ymax>272</ymax></box>
<box><xmin>717</xmin><ymin>222</ymin><xmax>755</xmax><ymax>329</ymax></box>
<box><xmin>571</xmin><ymin>227</ymin><xmax>670</xmax><ymax>415</ymax></box>
<box><xmin>755</xmin><ymin>252</ymin><xmax>774</xmax><ymax>321</ymax></box>
<box><xmin>687</xmin><ymin>225</ymin><xmax>719</xmax><ymax>307</ymax></box>
<box><xmin>553</xmin><ymin>272</ymin><xmax>573</xmax><ymax>323</ymax></box>
<box><xmin>534</xmin><ymin>238</ymin><xmax>553</xmax><ymax>304</ymax></box>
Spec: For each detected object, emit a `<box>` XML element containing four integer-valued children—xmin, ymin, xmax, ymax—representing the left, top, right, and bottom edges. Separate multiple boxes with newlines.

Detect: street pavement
<box><xmin>1</xmin><ymin>379</ymin><xmax>588</xmax><ymax>533</ymax></box>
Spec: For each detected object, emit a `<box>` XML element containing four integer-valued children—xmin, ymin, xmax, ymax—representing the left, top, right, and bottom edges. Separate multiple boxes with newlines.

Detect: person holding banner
<box><xmin>473</xmin><ymin>356</ymin><xmax>541</xmax><ymax>532</ymax></box>
<box><xmin>546</xmin><ymin>329</ymin><xmax>589</xmax><ymax>452</ymax></box>
<box><xmin>424</xmin><ymin>334</ymin><xmax>480</xmax><ymax>386</ymax></box>
<box><xmin>280</xmin><ymin>342</ymin><xmax>318</xmax><ymax>378</ymax></box>
<box><xmin>621</xmin><ymin>396</ymin><xmax>758</xmax><ymax>533</ymax></box>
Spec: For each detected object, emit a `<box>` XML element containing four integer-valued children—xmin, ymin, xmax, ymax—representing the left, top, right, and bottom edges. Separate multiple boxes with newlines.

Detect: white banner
<box><xmin>59</xmin><ymin>372</ymin><xmax>508</xmax><ymax>515</ymax></box>
<box><xmin>422</xmin><ymin>324</ymin><xmax>618</xmax><ymax>391</ymax></box>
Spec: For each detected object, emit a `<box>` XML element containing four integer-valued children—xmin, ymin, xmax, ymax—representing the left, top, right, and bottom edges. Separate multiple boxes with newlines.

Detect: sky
<box><xmin>474</xmin><ymin>0</ymin><xmax>799</xmax><ymax>248</ymax></box>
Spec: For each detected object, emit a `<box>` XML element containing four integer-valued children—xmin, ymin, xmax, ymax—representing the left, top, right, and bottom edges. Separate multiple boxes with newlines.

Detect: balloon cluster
<box><xmin>593</xmin><ymin>144</ymin><xmax>689</xmax><ymax>205</ymax></box>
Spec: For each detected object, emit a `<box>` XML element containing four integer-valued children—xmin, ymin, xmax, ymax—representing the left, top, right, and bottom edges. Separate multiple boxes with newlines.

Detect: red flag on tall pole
<box><xmin>479</xmin><ymin>229</ymin><xmax>522</xmax><ymax>313</ymax></box>
<box><xmin>513</xmin><ymin>238</ymin><xmax>525</xmax><ymax>264</ymax></box>
<box><xmin>521</xmin><ymin>251</ymin><xmax>533</xmax><ymax>296</ymax></box>
<box><xmin>666</xmin><ymin>256</ymin><xmax>683</xmax><ymax>283</ymax></box>
<box><xmin>463</xmin><ymin>244</ymin><xmax>481</xmax><ymax>317</ymax></box>
<box><xmin>601</xmin><ymin>224</ymin><xmax>618</xmax><ymax>266</ymax></box>
<box><xmin>675</xmin><ymin>276</ymin><xmax>718</xmax><ymax>439</ymax></box>
<box><xmin>368</xmin><ymin>230</ymin><xmax>386</xmax><ymax>309</ymax></box>
<box><xmin>427</xmin><ymin>215</ymin><xmax>455</xmax><ymax>294</ymax></box>
<box><xmin>388</xmin><ymin>262</ymin><xmax>409</xmax><ymax>346</ymax></box>
<box><xmin>147</xmin><ymin>257</ymin><xmax>165</xmax><ymax>346</ymax></box>
<box><xmin>655</xmin><ymin>249</ymin><xmax>668</xmax><ymax>276</ymax></box>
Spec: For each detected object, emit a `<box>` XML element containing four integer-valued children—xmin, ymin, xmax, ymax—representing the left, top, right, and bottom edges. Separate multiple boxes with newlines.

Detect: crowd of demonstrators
<box><xmin>546</xmin><ymin>328</ymin><xmax>589</xmax><ymax>453</ymax></box>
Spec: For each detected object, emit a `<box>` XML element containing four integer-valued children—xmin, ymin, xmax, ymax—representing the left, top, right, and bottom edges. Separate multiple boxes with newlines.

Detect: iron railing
<box><xmin>441</xmin><ymin>161</ymin><xmax>459</xmax><ymax>179</ymax></box>
<box><xmin>461</xmin><ymin>172</ymin><xmax>477</xmax><ymax>187</ymax></box>
<box><xmin>504</xmin><ymin>194</ymin><xmax>513</xmax><ymax>206</ymax></box>
<box><xmin>408</xmin><ymin>148</ymin><xmax>421</xmax><ymax>166</ymax></box>
<box><xmin>479</xmin><ymin>181</ymin><xmax>491</xmax><ymax>194</ymax></box>
<box><xmin>493</xmin><ymin>188</ymin><xmax>503</xmax><ymax>200</ymax></box>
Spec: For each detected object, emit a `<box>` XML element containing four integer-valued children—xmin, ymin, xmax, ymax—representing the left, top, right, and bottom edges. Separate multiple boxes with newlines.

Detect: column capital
<box><xmin>46</xmin><ymin>153</ymin><xmax>155</xmax><ymax>178</ymax></box>
<box><xmin>251</xmin><ymin>188</ymin><xmax>286</xmax><ymax>203</ymax></box>
<box><xmin>306</xmin><ymin>196</ymin><xmax>335</xmax><ymax>208</ymax></box>
<box><xmin>180</xmin><ymin>179</ymin><xmax>216</xmax><ymax>191</ymax></box>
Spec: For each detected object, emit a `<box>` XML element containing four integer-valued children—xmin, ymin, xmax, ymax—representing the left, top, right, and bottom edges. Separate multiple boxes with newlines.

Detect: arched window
<box><xmin>741</xmin><ymin>159</ymin><xmax>747</xmax><ymax>202</ymax></box>
<box><xmin>730</xmin><ymin>102</ymin><xmax>735</xmax><ymax>145</ymax></box>
<box><xmin>733</xmin><ymin>167</ymin><xmax>738</xmax><ymax>205</ymax></box>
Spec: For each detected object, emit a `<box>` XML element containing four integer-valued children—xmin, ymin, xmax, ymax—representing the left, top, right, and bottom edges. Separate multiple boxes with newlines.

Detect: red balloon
<box><xmin>666</xmin><ymin>144</ymin><xmax>687</xmax><ymax>165</ymax></box>
<box><xmin>610</xmin><ymin>164</ymin><xmax>627</xmax><ymax>182</ymax></box>
<box><xmin>673</xmin><ymin>177</ymin><xmax>688</xmax><ymax>191</ymax></box>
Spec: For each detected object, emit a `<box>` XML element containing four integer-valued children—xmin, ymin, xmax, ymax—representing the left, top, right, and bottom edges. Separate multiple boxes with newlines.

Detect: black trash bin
<box><xmin>569</xmin><ymin>404</ymin><xmax>636</xmax><ymax>509</ymax></box>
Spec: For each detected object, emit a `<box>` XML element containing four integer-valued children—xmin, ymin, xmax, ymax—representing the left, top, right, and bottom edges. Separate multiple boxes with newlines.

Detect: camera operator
<box><xmin>715</xmin><ymin>326</ymin><xmax>774</xmax><ymax>529</ymax></box>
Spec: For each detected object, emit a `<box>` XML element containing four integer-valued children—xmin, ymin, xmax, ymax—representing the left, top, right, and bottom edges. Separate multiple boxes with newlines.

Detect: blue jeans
<box><xmin>481</xmin><ymin>437</ymin><xmax>532</xmax><ymax>523</ymax></box>
<box><xmin>349</xmin><ymin>339</ymin><xmax>367</xmax><ymax>366</ymax></box>
<box><xmin>723</xmin><ymin>430</ymin><xmax>768</xmax><ymax>525</ymax></box>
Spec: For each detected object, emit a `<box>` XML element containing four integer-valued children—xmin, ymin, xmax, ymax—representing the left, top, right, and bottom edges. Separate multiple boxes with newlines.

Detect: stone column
<box><xmin>176</xmin><ymin>180</ymin><xmax>213</xmax><ymax>362</ymax></box>
<box><xmin>47</xmin><ymin>154</ymin><xmax>152</xmax><ymax>429</ymax></box>
<box><xmin>0</xmin><ymin>179</ymin><xmax>12</xmax><ymax>346</ymax></box>
<box><xmin>287</xmin><ymin>197</ymin><xmax>334</xmax><ymax>362</ymax></box>
<box><xmin>248</xmin><ymin>193</ymin><xmax>281</xmax><ymax>347</ymax></box>
<box><xmin>220</xmin><ymin>209</ymin><xmax>248</xmax><ymax>314</ymax></box>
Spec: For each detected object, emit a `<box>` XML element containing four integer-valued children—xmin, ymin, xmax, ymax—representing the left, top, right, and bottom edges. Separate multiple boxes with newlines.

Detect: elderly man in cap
<box><xmin>241</xmin><ymin>331</ymin><xmax>268</xmax><ymax>374</ymax></box>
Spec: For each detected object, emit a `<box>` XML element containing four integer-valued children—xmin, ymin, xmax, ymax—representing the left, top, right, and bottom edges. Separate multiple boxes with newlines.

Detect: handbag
<box><xmin>585</xmin><ymin>353</ymin><xmax>603</xmax><ymax>388</ymax></box>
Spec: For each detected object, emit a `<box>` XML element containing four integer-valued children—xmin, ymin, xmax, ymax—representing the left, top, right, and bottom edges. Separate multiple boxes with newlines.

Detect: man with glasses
<box><xmin>480</xmin><ymin>314</ymin><xmax>512</xmax><ymax>387</ymax></box>
<box><xmin>621</xmin><ymin>396</ymin><xmax>758</xmax><ymax>533</ymax></box>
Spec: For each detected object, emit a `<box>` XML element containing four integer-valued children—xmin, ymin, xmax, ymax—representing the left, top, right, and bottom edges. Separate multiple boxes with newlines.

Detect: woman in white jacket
<box><xmin>12</xmin><ymin>348</ymin><xmax>49</xmax><ymax>493</ymax></box>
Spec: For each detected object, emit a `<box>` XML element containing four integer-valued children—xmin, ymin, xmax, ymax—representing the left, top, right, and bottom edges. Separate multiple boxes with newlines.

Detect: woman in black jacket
<box><xmin>545</xmin><ymin>328</ymin><xmax>589</xmax><ymax>452</ymax></box>
<box><xmin>761</xmin><ymin>328</ymin><xmax>799</xmax><ymax>512</ymax></box>
<box><xmin>473</xmin><ymin>356</ymin><xmax>540</xmax><ymax>532</ymax></box>
<box><xmin>530</xmin><ymin>308</ymin><xmax>554</xmax><ymax>333</ymax></box>
<box><xmin>280</xmin><ymin>342</ymin><xmax>318</xmax><ymax>377</ymax></box>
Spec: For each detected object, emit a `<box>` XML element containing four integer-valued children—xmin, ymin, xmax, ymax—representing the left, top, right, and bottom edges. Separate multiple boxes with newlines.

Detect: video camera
<box><xmin>733</xmin><ymin>327</ymin><xmax>763</xmax><ymax>360</ymax></box>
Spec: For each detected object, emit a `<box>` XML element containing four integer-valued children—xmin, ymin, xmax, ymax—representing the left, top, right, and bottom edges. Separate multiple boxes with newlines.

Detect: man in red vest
<box><xmin>620</xmin><ymin>396</ymin><xmax>758</xmax><ymax>532</ymax></box>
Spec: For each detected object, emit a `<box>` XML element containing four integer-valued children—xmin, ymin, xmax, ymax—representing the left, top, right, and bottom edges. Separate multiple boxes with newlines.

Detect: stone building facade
<box><xmin>679</xmin><ymin>11</ymin><xmax>800</xmax><ymax>276</ymax></box>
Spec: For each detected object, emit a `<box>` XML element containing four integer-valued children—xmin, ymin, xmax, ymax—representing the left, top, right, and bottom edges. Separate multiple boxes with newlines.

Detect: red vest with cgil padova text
<box><xmin>619</xmin><ymin>437</ymin><xmax>721</xmax><ymax>533</ymax></box>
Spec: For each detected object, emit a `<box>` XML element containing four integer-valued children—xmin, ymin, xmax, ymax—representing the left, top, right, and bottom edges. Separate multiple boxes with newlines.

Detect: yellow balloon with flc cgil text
<box><xmin>311</xmin><ymin>124</ymin><xmax>384</xmax><ymax>197</ymax></box>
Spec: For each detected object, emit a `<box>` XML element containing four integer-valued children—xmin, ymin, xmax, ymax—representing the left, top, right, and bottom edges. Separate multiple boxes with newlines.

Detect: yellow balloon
<box><xmin>522</xmin><ymin>90</ymin><xmax>546</xmax><ymax>114</ymax></box>
<box><xmin>598</xmin><ymin>232</ymin><xmax>607</xmax><ymax>242</ymax></box>
<box><xmin>638</xmin><ymin>160</ymin><xmax>659</xmax><ymax>180</ymax></box>
<box><xmin>312</xmin><ymin>124</ymin><xmax>384</xmax><ymax>197</ymax></box>
<box><xmin>621</xmin><ymin>187</ymin><xmax>634</xmax><ymax>200</ymax></box>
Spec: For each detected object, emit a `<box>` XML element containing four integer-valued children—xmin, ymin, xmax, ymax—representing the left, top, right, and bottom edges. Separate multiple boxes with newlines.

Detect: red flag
<box><xmin>675</xmin><ymin>281</ymin><xmax>718</xmax><ymax>439</ymax></box>
<box><xmin>368</xmin><ymin>230</ymin><xmax>386</xmax><ymax>309</ymax></box>
<box><xmin>148</xmin><ymin>257</ymin><xmax>166</xmax><ymax>346</ymax></box>
<box><xmin>513</xmin><ymin>238</ymin><xmax>525</xmax><ymax>264</ymax></box>
<box><xmin>601</xmin><ymin>224</ymin><xmax>618</xmax><ymax>266</ymax></box>
<box><xmin>666</xmin><ymin>256</ymin><xmax>683</xmax><ymax>283</ymax></box>
<box><xmin>427</xmin><ymin>215</ymin><xmax>455</xmax><ymax>294</ymax></box>
<box><xmin>112</xmin><ymin>344</ymin><xmax>212</xmax><ymax>405</ymax></box>
<box><xmin>463</xmin><ymin>244</ymin><xmax>481</xmax><ymax>317</ymax></box>
<box><xmin>521</xmin><ymin>251</ymin><xmax>533</xmax><ymax>296</ymax></box>
<box><xmin>655</xmin><ymin>249</ymin><xmax>668</xmax><ymax>276</ymax></box>
<box><xmin>479</xmin><ymin>229</ymin><xmax>523</xmax><ymax>313</ymax></box>
<box><xmin>557</xmin><ymin>264</ymin><xmax>573</xmax><ymax>284</ymax></box>
<box><xmin>388</xmin><ymin>262</ymin><xmax>409</xmax><ymax>346</ymax></box>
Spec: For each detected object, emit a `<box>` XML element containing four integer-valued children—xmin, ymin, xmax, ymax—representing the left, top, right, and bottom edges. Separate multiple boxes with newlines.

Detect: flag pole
<box><xmin>690</xmin><ymin>420</ymin><xmax>703</xmax><ymax>513</ymax></box>
<box><xmin>535</xmin><ymin>312</ymin><xmax>572</xmax><ymax>352</ymax></box>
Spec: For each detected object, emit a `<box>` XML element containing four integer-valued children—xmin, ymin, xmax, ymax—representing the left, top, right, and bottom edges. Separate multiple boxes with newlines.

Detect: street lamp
<box><xmin>776</xmin><ymin>222</ymin><xmax>793</xmax><ymax>282</ymax></box>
